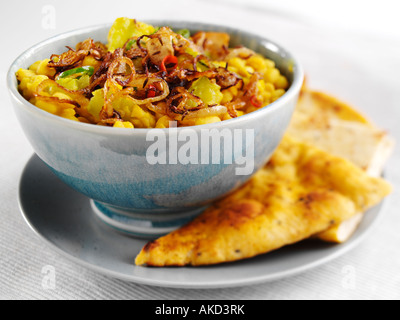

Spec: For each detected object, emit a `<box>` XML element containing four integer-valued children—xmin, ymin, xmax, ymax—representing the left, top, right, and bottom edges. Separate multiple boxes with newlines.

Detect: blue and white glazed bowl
<box><xmin>7</xmin><ymin>21</ymin><xmax>303</xmax><ymax>238</ymax></box>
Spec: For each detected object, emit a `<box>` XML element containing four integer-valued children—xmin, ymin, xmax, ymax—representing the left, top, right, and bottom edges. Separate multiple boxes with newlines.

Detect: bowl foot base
<box><xmin>90</xmin><ymin>200</ymin><xmax>206</xmax><ymax>239</ymax></box>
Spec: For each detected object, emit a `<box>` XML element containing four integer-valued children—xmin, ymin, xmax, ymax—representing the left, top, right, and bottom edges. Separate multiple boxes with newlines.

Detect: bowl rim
<box><xmin>7</xmin><ymin>20</ymin><xmax>304</xmax><ymax>135</ymax></box>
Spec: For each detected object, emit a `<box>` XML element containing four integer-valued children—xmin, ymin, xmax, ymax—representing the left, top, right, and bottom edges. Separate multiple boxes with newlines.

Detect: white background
<box><xmin>1</xmin><ymin>0</ymin><xmax>400</xmax><ymax>299</ymax></box>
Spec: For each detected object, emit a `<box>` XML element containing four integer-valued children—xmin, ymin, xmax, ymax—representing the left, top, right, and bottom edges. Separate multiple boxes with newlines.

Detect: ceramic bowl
<box><xmin>7</xmin><ymin>21</ymin><xmax>303</xmax><ymax>238</ymax></box>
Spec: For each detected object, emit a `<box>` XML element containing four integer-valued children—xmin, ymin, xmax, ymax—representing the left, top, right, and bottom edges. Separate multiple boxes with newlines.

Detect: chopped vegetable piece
<box><xmin>176</xmin><ymin>29</ymin><xmax>191</xmax><ymax>39</ymax></box>
<box><xmin>189</xmin><ymin>77</ymin><xmax>223</xmax><ymax>106</ymax></box>
<box><xmin>160</xmin><ymin>55</ymin><xmax>178</xmax><ymax>72</ymax></box>
<box><xmin>56</xmin><ymin>75</ymin><xmax>90</xmax><ymax>91</ymax></box>
<box><xmin>146</xmin><ymin>85</ymin><xmax>157</xmax><ymax>98</ymax></box>
<box><xmin>107</xmin><ymin>17</ymin><xmax>155</xmax><ymax>52</ymax></box>
<box><xmin>57</xmin><ymin>66</ymin><xmax>94</xmax><ymax>79</ymax></box>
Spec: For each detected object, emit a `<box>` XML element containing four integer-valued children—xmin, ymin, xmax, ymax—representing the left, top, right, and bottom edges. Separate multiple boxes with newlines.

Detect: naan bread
<box><xmin>135</xmin><ymin>136</ymin><xmax>392</xmax><ymax>266</ymax></box>
<box><xmin>288</xmin><ymin>88</ymin><xmax>394</xmax><ymax>176</ymax></box>
<box><xmin>288</xmin><ymin>88</ymin><xmax>395</xmax><ymax>242</ymax></box>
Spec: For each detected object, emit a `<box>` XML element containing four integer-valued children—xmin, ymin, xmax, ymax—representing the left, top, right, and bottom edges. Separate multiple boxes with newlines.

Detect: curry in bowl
<box><xmin>16</xmin><ymin>17</ymin><xmax>289</xmax><ymax>129</ymax></box>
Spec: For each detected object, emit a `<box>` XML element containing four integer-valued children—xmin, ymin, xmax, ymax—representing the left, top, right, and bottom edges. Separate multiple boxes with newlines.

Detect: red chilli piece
<box><xmin>250</xmin><ymin>95</ymin><xmax>263</xmax><ymax>108</ymax></box>
<box><xmin>160</xmin><ymin>55</ymin><xmax>178</xmax><ymax>72</ymax></box>
<box><xmin>146</xmin><ymin>85</ymin><xmax>157</xmax><ymax>98</ymax></box>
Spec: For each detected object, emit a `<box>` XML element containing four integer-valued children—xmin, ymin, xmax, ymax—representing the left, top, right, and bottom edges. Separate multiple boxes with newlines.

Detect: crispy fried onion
<box><xmin>164</xmin><ymin>87</ymin><xmax>226</xmax><ymax>120</ymax></box>
<box><xmin>133</xmin><ymin>27</ymin><xmax>192</xmax><ymax>70</ymax></box>
<box><xmin>78</xmin><ymin>73</ymin><xmax>107</xmax><ymax>98</ymax></box>
<box><xmin>100</xmin><ymin>79</ymin><xmax>123</xmax><ymax>119</ymax></box>
<box><xmin>33</xmin><ymin>96</ymin><xmax>95</xmax><ymax>121</ymax></box>
<box><xmin>126</xmin><ymin>75</ymin><xmax>170</xmax><ymax>103</ymax></box>
<box><xmin>76</xmin><ymin>39</ymin><xmax>107</xmax><ymax>57</ymax></box>
<box><xmin>168</xmin><ymin>52</ymin><xmax>239</xmax><ymax>89</ymax></box>
<box><xmin>224</xmin><ymin>47</ymin><xmax>256</xmax><ymax>61</ymax></box>
<box><xmin>48</xmin><ymin>50</ymin><xmax>87</xmax><ymax>72</ymax></box>
<box><xmin>242</xmin><ymin>73</ymin><xmax>261</xmax><ymax>99</ymax></box>
<box><xmin>167</xmin><ymin>66</ymin><xmax>239</xmax><ymax>89</ymax></box>
<box><xmin>167</xmin><ymin>103</ymin><xmax>228</xmax><ymax>121</ymax></box>
<box><xmin>33</xmin><ymin>95</ymin><xmax>80</xmax><ymax>108</ymax></box>
<box><xmin>222</xmin><ymin>73</ymin><xmax>261</xmax><ymax>118</ymax></box>
<box><xmin>91</xmin><ymin>49</ymin><xmax>123</xmax><ymax>85</ymax></box>
<box><xmin>166</xmin><ymin>87</ymin><xmax>204</xmax><ymax>114</ymax></box>
<box><xmin>175</xmin><ymin>53</ymin><xmax>196</xmax><ymax>70</ymax></box>
<box><xmin>182</xmin><ymin>105</ymin><xmax>227</xmax><ymax>120</ymax></box>
<box><xmin>99</xmin><ymin>76</ymin><xmax>170</xmax><ymax>119</ymax></box>
<box><xmin>146</xmin><ymin>32</ymin><xmax>174</xmax><ymax>66</ymax></box>
<box><xmin>145</xmin><ymin>102</ymin><xmax>167</xmax><ymax>115</ymax></box>
<box><xmin>124</xmin><ymin>46</ymin><xmax>147</xmax><ymax>60</ymax></box>
<box><xmin>134</xmin><ymin>27</ymin><xmax>175</xmax><ymax>68</ymax></box>
<box><xmin>107</xmin><ymin>56</ymin><xmax>136</xmax><ymax>86</ymax></box>
<box><xmin>214</xmin><ymin>67</ymin><xmax>240</xmax><ymax>89</ymax></box>
<box><xmin>35</xmin><ymin>79</ymin><xmax>90</xmax><ymax>108</ymax></box>
<box><xmin>224</xmin><ymin>99</ymin><xmax>246</xmax><ymax>118</ymax></box>
<box><xmin>191</xmin><ymin>32</ymin><xmax>230</xmax><ymax>60</ymax></box>
<box><xmin>48</xmin><ymin>38</ymin><xmax>106</xmax><ymax>73</ymax></box>
<box><xmin>33</xmin><ymin>79</ymin><xmax>95</xmax><ymax>122</ymax></box>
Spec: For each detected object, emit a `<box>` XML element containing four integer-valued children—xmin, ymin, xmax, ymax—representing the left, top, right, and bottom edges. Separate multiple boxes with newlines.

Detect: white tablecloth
<box><xmin>1</xmin><ymin>0</ymin><xmax>399</xmax><ymax>300</ymax></box>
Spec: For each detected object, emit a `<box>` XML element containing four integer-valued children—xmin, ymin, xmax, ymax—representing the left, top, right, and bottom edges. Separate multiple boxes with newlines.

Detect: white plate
<box><xmin>18</xmin><ymin>154</ymin><xmax>386</xmax><ymax>289</ymax></box>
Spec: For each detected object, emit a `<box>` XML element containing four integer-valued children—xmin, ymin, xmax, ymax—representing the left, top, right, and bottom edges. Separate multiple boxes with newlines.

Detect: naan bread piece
<box><xmin>288</xmin><ymin>88</ymin><xmax>395</xmax><ymax>242</ymax></box>
<box><xmin>292</xmin><ymin>88</ymin><xmax>371</xmax><ymax>127</ymax></box>
<box><xmin>316</xmin><ymin>213</ymin><xmax>365</xmax><ymax>243</ymax></box>
<box><xmin>289</xmin><ymin>118</ymin><xmax>394</xmax><ymax>176</ymax></box>
<box><xmin>135</xmin><ymin>136</ymin><xmax>392</xmax><ymax>266</ymax></box>
<box><xmin>288</xmin><ymin>88</ymin><xmax>394</xmax><ymax>173</ymax></box>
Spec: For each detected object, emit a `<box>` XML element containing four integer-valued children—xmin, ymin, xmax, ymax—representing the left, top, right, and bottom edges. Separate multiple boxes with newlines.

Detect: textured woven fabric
<box><xmin>1</xmin><ymin>0</ymin><xmax>400</xmax><ymax>300</ymax></box>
